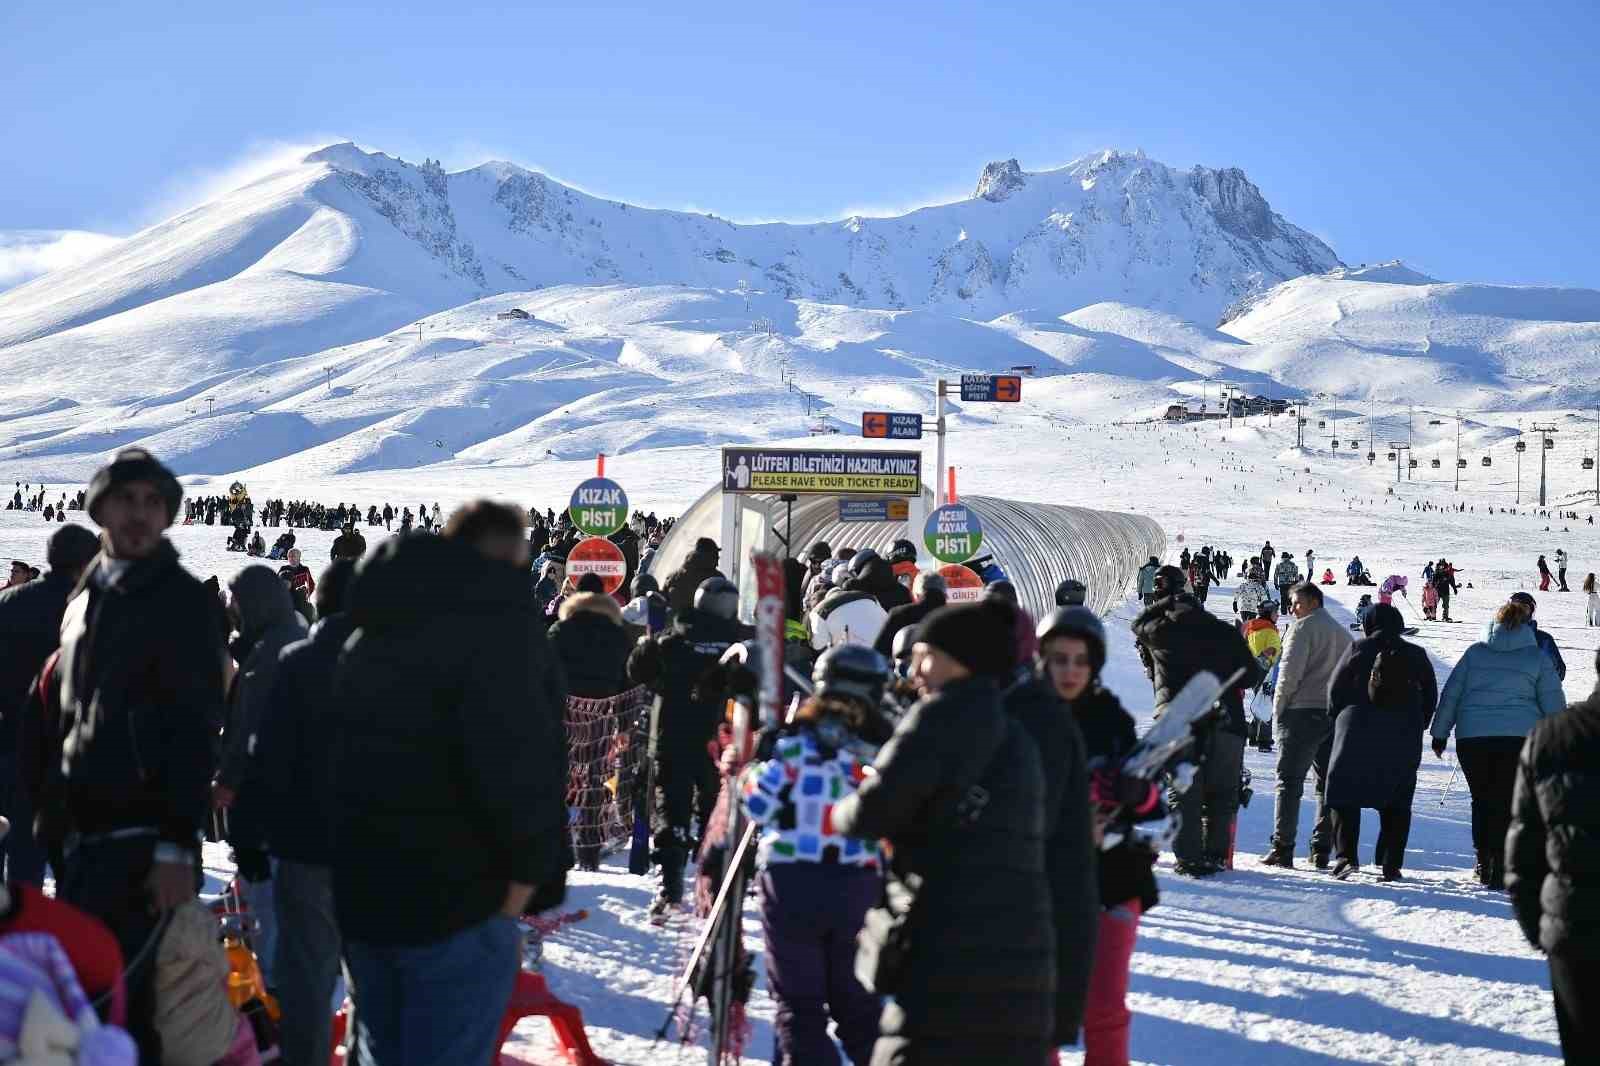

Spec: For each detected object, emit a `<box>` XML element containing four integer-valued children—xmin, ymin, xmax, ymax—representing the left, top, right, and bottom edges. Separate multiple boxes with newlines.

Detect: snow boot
<box><xmin>1331</xmin><ymin>859</ymin><xmax>1358</xmax><ymax>881</ymax></box>
<box><xmin>1260</xmin><ymin>847</ymin><xmax>1294</xmax><ymax>868</ymax></box>
<box><xmin>1311</xmin><ymin>850</ymin><xmax>1331</xmax><ymax>871</ymax></box>
<box><xmin>1378</xmin><ymin>867</ymin><xmax>1402</xmax><ymax>882</ymax></box>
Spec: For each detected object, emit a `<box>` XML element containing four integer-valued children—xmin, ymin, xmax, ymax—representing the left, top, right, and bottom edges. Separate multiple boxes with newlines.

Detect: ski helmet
<box><xmin>985</xmin><ymin>579</ymin><xmax>1018</xmax><ymax>605</ymax></box>
<box><xmin>1154</xmin><ymin>565</ymin><xmax>1188</xmax><ymax>597</ymax></box>
<box><xmin>1036</xmin><ymin>606</ymin><xmax>1106</xmax><ymax>673</ymax></box>
<box><xmin>848</xmin><ymin>548</ymin><xmax>882</xmax><ymax>577</ymax></box>
<box><xmin>813</xmin><ymin>644</ymin><xmax>891</xmax><ymax>707</ymax></box>
<box><xmin>694</xmin><ymin>576</ymin><xmax>739</xmax><ymax>620</ymax></box>
<box><xmin>632</xmin><ymin>572</ymin><xmax>659</xmax><ymax>597</ymax></box>
<box><xmin>1055</xmin><ymin>578</ymin><xmax>1087</xmax><ymax>607</ymax></box>
<box><xmin>888</xmin><ymin>539</ymin><xmax>917</xmax><ymax>564</ymax></box>
<box><xmin>807</xmin><ymin>541</ymin><xmax>832</xmax><ymax>564</ymax></box>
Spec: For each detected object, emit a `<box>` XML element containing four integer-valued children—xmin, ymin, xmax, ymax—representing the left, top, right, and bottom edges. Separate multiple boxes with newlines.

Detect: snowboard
<box><xmin>628</xmin><ymin>698</ymin><xmax>661</xmax><ymax>875</ymax></box>
<box><xmin>1102</xmin><ymin>667</ymin><xmax>1245</xmax><ymax>852</ymax></box>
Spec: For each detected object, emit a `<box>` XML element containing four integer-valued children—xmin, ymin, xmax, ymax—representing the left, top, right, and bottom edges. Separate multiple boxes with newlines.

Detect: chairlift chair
<box><xmin>1457</xmin><ymin>458</ymin><xmax>1468</xmax><ymax>468</ymax></box>
<box><xmin>1482</xmin><ymin>456</ymin><xmax>1492</xmax><ymax>467</ymax></box>
<box><xmin>1409</xmin><ymin>458</ymin><xmax>1419</xmax><ymax>469</ymax></box>
<box><xmin>1546</xmin><ymin>438</ymin><xmax>1556</xmax><ymax>450</ymax></box>
<box><xmin>1386</xmin><ymin>451</ymin><xmax>1397</xmax><ymax>461</ymax></box>
<box><xmin>1431</xmin><ymin>459</ymin><xmax>1442</xmax><ymax>469</ymax></box>
<box><xmin>1318</xmin><ymin>420</ymin><xmax>1327</xmax><ymax>429</ymax></box>
<box><xmin>1367</xmin><ymin>451</ymin><xmax>1376</xmax><ymax>462</ymax></box>
<box><xmin>1516</xmin><ymin>440</ymin><xmax>1527</xmax><ymax>452</ymax></box>
<box><xmin>1585</xmin><ymin>457</ymin><xmax>1595</xmax><ymax>470</ymax></box>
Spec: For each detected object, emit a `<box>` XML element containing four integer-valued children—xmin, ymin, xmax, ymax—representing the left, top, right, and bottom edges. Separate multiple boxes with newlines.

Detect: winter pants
<box><xmin>758</xmin><ymin>863</ymin><xmax>882</xmax><ymax>1065</ymax></box>
<box><xmin>1560</xmin><ymin>567</ymin><xmax>1570</xmax><ymax>591</ymax></box>
<box><xmin>1549</xmin><ymin>950</ymin><xmax>1600</xmax><ymax>1064</ymax></box>
<box><xmin>1082</xmin><ymin>900</ymin><xmax>1142</xmax><ymax>1066</ymax></box>
<box><xmin>1331</xmin><ymin>803</ymin><xmax>1413</xmax><ymax>871</ymax></box>
<box><xmin>275</xmin><ymin>860</ymin><xmax>343</xmax><ymax>1066</ymax></box>
<box><xmin>345</xmin><ymin>914</ymin><xmax>520</xmax><ymax>1066</ymax></box>
<box><xmin>657</xmin><ymin>750</ymin><xmax>719</xmax><ymax>901</ymax></box>
<box><xmin>1541</xmin><ymin>571</ymin><xmax>1552</xmax><ymax>591</ymax></box>
<box><xmin>1456</xmin><ymin>736</ymin><xmax>1526</xmax><ymax>880</ymax></box>
<box><xmin>0</xmin><ymin>755</ymin><xmax>45</xmax><ymax>886</ymax></box>
<box><xmin>58</xmin><ymin>837</ymin><xmax>174</xmax><ymax>1062</ymax></box>
<box><xmin>1174</xmin><ymin>730</ymin><xmax>1245</xmax><ymax>864</ymax></box>
<box><xmin>1271</xmin><ymin>706</ymin><xmax>1333</xmax><ymax>857</ymax></box>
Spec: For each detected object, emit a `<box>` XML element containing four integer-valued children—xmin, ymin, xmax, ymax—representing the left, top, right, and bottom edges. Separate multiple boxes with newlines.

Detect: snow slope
<box><xmin>11</xmin><ymin>398</ymin><xmax>1586</xmax><ymax>1063</ymax></box>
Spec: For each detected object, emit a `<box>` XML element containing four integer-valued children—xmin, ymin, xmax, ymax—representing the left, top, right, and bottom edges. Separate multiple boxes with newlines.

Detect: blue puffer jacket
<box><xmin>1431</xmin><ymin>621</ymin><xmax>1566</xmax><ymax>742</ymax></box>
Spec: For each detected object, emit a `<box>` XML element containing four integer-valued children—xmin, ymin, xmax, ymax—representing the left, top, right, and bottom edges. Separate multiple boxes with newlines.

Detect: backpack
<box><xmin>1368</xmin><ymin>640</ymin><xmax>1416</xmax><ymax>707</ymax></box>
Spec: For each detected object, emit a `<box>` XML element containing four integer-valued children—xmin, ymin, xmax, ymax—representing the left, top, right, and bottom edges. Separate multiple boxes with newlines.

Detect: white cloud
<box><xmin>0</xmin><ymin>230</ymin><xmax>124</xmax><ymax>291</ymax></box>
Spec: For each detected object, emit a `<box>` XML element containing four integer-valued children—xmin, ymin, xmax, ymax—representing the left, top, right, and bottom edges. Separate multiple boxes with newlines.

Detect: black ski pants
<box><xmin>1331</xmin><ymin>802</ymin><xmax>1413</xmax><ymax>871</ymax></box>
<box><xmin>655</xmin><ymin>748</ymin><xmax>719</xmax><ymax>900</ymax></box>
<box><xmin>1550</xmin><ymin>950</ymin><xmax>1600</xmax><ymax>1064</ymax></box>
<box><xmin>1173</xmin><ymin>729</ymin><xmax>1245</xmax><ymax>864</ymax></box>
<box><xmin>1457</xmin><ymin>736</ymin><xmax>1525</xmax><ymax>874</ymax></box>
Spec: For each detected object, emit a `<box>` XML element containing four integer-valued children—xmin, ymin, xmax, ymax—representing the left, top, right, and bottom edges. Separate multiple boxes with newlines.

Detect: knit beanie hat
<box><xmin>916</xmin><ymin>601</ymin><xmax>1016</xmax><ymax>680</ymax></box>
<box><xmin>85</xmin><ymin>448</ymin><xmax>181</xmax><ymax>527</ymax></box>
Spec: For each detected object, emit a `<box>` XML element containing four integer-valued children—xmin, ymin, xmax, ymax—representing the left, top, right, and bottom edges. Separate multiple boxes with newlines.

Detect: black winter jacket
<box><xmin>547</xmin><ymin>597</ymin><xmax>632</xmax><ymax>699</ymax></box>
<box><xmin>872</xmin><ymin>593</ymin><xmax>947</xmax><ymax>658</ymax></box>
<box><xmin>1133</xmin><ymin>594</ymin><xmax>1262</xmax><ymax>736</ymax></box>
<box><xmin>834</xmin><ymin>677</ymin><xmax>1055</xmax><ymax>1064</ymax></box>
<box><xmin>628</xmin><ymin>608</ymin><xmax>751</xmax><ymax>759</ymax></box>
<box><xmin>1004</xmin><ymin>677</ymin><xmax>1097</xmax><ymax>1046</ymax></box>
<box><xmin>663</xmin><ymin>549</ymin><xmax>723</xmax><ymax>615</ymax></box>
<box><xmin>1070</xmin><ymin>686</ymin><xmax>1160</xmax><ymax>912</ymax></box>
<box><xmin>1507</xmin><ymin>689</ymin><xmax>1600</xmax><ymax>955</ymax></box>
<box><xmin>0</xmin><ymin>571</ymin><xmax>77</xmax><ymax>757</ymax></box>
<box><xmin>1324</xmin><ymin>635</ymin><xmax>1437</xmax><ymax>811</ymax></box>
<box><xmin>257</xmin><ymin>613</ymin><xmax>354</xmax><ymax>865</ymax></box>
<box><xmin>219</xmin><ymin>567</ymin><xmax>306</xmax><ymax>850</ymax></box>
<box><xmin>332</xmin><ymin>535</ymin><xmax>569</xmax><ymax>945</ymax></box>
<box><xmin>54</xmin><ymin>541</ymin><xmax>225</xmax><ymax>847</ymax></box>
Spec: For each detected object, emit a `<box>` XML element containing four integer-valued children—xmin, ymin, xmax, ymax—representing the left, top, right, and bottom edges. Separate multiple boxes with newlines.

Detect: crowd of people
<box><xmin>4</xmin><ymin>446</ymin><xmax>1600</xmax><ymax>1063</ymax></box>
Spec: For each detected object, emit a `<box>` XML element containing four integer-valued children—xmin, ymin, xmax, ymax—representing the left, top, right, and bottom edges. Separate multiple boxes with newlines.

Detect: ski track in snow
<box><xmin>5</xmin><ymin>409</ymin><xmax>1588</xmax><ymax>1063</ymax></box>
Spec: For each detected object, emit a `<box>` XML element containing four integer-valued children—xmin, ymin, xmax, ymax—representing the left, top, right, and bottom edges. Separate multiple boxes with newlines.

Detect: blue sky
<box><xmin>4</xmin><ymin>0</ymin><xmax>1596</xmax><ymax>288</ymax></box>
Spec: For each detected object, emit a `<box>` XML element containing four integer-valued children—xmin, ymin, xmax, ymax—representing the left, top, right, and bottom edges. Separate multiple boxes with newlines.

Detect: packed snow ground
<box><xmin>3</xmin><ymin>405</ymin><xmax>1591</xmax><ymax>1063</ymax></box>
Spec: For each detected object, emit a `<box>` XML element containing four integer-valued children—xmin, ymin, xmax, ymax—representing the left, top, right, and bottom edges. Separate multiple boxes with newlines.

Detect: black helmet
<box><xmin>848</xmin><ymin>547</ymin><xmax>882</xmax><ymax>577</ymax></box>
<box><xmin>632</xmin><ymin>572</ymin><xmax>660</xmax><ymax>597</ymax></box>
<box><xmin>888</xmin><ymin>539</ymin><xmax>917</xmax><ymax>564</ymax></box>
<box><xmin>1055</xmin><ymin>578</ymin><xmax>1087</xmax><ymax>607</ymax></box>
<box><xmin>807</xmin><ymin>541</ymin><xmax>832</xmax><ymax>564</ymax></box>
<box><xmin>813</xmin><ymin>644</ymin><xmax>891</xmax><ymax>707</ymax></box>
<box><xmin>985</xmin><ymin>580</ymin><xmax>1018</xmax><ymax>605</ymax></box>
<box><xmin>1036</xmin><ymin>607</ymin><xmax>1106</xmax><ymax>673</ymax></box>
<box><xmin>1154</xmin><ymin>565</ymin><xmax>1188</xmax><ymax>597</ymax></box>
<box><xmin>694</xmin><ymin>576</ymin><xmax>739</xmax><ymax>620</ymax></box>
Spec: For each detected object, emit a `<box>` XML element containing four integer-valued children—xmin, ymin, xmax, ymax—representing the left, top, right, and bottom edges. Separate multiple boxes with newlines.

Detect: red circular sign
<box><xmin>566</xmin><ymin>537</ymin><xmax>627</xmax><ymax>595</ymax></box>
<box><xmin>938</xmin><ymin>563</ymin><xmax>985</xmax><ymax>603</ymax></box>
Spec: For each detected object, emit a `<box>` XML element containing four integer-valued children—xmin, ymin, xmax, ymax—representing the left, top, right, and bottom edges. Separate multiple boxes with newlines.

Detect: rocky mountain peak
<box><xmin>975</xmin><ymin>159</ymin><xmax>1027</xmax><ymax>202</ymax></box>
<box><xmin>1188</xmin><ymin>166</ymin><xmax>1273</xmax><ymax>241</ymax></box>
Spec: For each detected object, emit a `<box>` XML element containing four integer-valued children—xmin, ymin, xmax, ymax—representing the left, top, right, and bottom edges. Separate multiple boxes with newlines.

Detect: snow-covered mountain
<box><xmin>1</xmin><ymin>141</ymin><xmax>1596</xmax><ymax>486</ymax></box>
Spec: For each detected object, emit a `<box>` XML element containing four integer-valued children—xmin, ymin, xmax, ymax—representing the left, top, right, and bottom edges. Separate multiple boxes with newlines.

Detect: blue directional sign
<box><xmin>959</xmin><ymin>374</ymin><xmax>1022</xmax><ymax>402</ymax></box>
<box><xmin>861</xmin><ymin>411</ymin><xmax>924</xmax><ymax>440</ymax></box>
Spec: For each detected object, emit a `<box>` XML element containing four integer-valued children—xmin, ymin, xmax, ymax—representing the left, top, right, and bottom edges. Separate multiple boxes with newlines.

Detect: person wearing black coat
<box><xmin>49</xmin><ymin>449</ymin><xmax>226</xmax><ymax>1062</ymax></box>
<box><xmin>859</xmin><ymin>555</ymin><xmax>912</xmax><ymax>613</ymax></box>
<box><xmin>257</xmin><ymin>559</ymin><xmax>356</xmax><ymax>1066</ymax></box>
<box><xmin>548</xmin><ymin>591</ymin><xmax>633</xmax><ymax>872</ymax></box>
<box><xmin>1325</xmin><ymin>604</ymin><xmax>1438</xmax><ymax>880</ymax></box>
<box><xmin>0</xmin><ymin>524</ymin><xmax>99</xmax><ymax>885</ymax></box>
<box><xmin>547</xmin><ymin>592</ymin><xmax>633</xmax><ymax>699</ymax></box>
<box><xmin>834</xmin><ymin>602</ymin><xmax>1055</xmax><ymax>1066</ymax></box>
<box><xmin>1506</xmin><ymin>671</ymin><xmax>1600</xmax><ymax>1064</ymax></box>
<box><xmin>663</xmin><ymin>537</ymin><xmax>724</xmax><ymax>614</ymax></box>
<box><xmin>628</xmin><ymin>592</ymin><xmax>752</xmax><ymax>910</ymax></box>
<box><xmin>1132</xmin><ymin>570</ymin><xmax>1262</xmax><ymax>874</ymax></box>
<box><xmin>872</xmin><ymin>572</ymin><xmax>947</xmax><ymax>658</ymax></box>
<box><xmin>331</xmin><ymin>506</ymin><xmax>569</xmax><ymax>1066</ymax></box>
<box><xmin>1003</xmin><ymin>658</ymin><xmax>1097</xmax><ymax>1049</ymax></box>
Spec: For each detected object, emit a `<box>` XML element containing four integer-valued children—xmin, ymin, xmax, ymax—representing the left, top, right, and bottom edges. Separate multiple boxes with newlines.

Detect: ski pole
<box><xmin>1439</xmin><ymin>759</ymin><xmax>1460</xmax><ymax>806</ymax></box>
<box><xmin>654</xmin><ymin>821</ymin><xmax>758</xmax><ymax>1043</ymax></box>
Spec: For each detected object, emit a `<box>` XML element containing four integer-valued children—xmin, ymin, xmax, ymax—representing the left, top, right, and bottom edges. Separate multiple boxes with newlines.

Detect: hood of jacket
<box><xmin>348</xmin><ymin>533</ymin><xmax>528</xmax><ymax>631</ymax></box>
<box><xmin>558</xmin><ymin>591</ymin><xmax>623</xmax><ymax>625</ymax></box>
<box><xmin>230</xmin><ymin>564</ymin><xmax>298</xmax><ymax>649</ymax></box>
<box><xmin>1483</xmin><ymin>621</ymin><xmax>1538</xmax><ymax>653</ymax></box>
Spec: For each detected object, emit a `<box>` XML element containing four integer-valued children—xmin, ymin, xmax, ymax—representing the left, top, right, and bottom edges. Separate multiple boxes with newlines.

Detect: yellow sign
<box><xmin>721</xmin><ymin>447</ymin><xmax>923</xmax><ymax>496</ymax></box>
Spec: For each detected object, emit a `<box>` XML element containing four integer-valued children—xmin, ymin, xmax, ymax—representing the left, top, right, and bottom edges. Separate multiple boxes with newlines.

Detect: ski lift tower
<box><xmin>1388</xmin><ymin>442</ymin><xmax>1412</xmax><ymax>483</ymax></box>
<box><xmin>1532</xmin><ymin>423</ymin><xmax>1560</xmax><ymax>506</ymax></box>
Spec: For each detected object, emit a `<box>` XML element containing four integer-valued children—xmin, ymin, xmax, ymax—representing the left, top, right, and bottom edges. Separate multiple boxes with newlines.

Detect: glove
<box><xmin>1431</xmin><ymin>736</ymin><xmax>1448</xmax><ymax>759</ymax></box>
<box><xmin>1091</xmin><ymin>767</ymin><xmax>1154</xmax><ymax>810</ymax></box>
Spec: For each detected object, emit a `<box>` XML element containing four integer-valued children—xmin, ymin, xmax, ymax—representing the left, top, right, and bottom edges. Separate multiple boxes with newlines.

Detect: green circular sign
<box><xmin>569</xmin><ymin>477</ymin><xmax>629</xmax><ymax>537</ymax></box>
<box><xmin>924</xmin><ymin>504</ymin><xmax>984</xmax><ymax>564</ymax></box>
